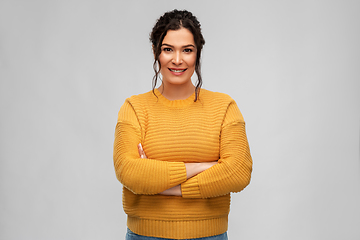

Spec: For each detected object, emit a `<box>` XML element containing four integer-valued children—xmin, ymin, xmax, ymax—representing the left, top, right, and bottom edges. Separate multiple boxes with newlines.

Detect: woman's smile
<box><xmin>169</xmin><ymin>68</ymin><xmax>187</xmax><ymax>75</ymax></box>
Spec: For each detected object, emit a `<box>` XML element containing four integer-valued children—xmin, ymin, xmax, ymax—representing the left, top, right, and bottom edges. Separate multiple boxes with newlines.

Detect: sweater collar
<box><xmin>154</xmin><ymin>88</ymin><xmax>196</xmax><ymax>108</ymax></box>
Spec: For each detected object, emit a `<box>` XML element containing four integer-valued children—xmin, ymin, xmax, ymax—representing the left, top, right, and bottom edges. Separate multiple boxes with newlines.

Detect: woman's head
<box><xmin>150</xmin><ymin>9</ymin><xmax>205</xmax><ymax>101</ymax></box>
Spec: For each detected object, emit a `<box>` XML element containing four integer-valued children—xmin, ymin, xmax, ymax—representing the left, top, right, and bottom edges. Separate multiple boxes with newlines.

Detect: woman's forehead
<box><xmin>162</xmin><ymin>28</ymin><xmax>195</xmax><ymax>47</ymax></box>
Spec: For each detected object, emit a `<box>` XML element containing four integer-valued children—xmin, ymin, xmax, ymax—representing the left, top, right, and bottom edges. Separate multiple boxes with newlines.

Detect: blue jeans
<box><xmin>125</xmin><ymin>228</ymin><xmax>228</xmax><ymax>240</ymax></box>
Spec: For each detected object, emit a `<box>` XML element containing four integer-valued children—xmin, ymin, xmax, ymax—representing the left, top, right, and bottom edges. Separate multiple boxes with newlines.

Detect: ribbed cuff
<box><xmin>181</xmin><ymin>177</ymin><xmax>201</xmax><ymax>198</ymax></box>
<box><xmin>168</xmin><ymin>162</ymin><xmax>187</xmax><ymax>187</ymax></box>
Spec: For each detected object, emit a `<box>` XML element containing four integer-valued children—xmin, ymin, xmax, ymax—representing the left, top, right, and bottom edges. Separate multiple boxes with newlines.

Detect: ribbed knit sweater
<box><xmin>113</xmin><ymin>88</ymin><xmax>252</xmax><ymax>239</ymax></box>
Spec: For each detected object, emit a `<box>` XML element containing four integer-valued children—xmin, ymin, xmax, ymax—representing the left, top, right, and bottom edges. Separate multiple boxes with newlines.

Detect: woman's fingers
<box><xmin>137</xmin><ymin>143</ymin><xmax>144</xmax><ymax>158</ymax></box>
<box><xmin>137</xmin><ymin>143</ymin><xmax>147</xmax><ymax>159</ymax></box>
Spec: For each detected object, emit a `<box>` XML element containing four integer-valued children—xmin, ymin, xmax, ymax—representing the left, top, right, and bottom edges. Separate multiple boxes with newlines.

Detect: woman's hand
<box><xmin>137</xmin><ymin>143</ymin><xmax>147</xmax><ymax>159</ymax></box>
<box><xmin>184</xmin><ymin>162</ymin><xmax>218</xmax><ymax>179</ymax></box>
<box><xmin>159</xmin><ymin>185</ymin><xmax>182</xmax><ymax>196</ymax></box>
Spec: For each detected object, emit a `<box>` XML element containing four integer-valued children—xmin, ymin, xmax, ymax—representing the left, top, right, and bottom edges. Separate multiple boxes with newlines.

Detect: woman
<box><xmin>113</xmin><ymin>9</ymin><xmax>252</xmax><ymax>240</ymax></box>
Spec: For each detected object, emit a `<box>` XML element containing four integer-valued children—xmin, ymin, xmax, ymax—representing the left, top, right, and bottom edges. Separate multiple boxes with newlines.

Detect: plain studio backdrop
<box><xmin>1</xmin><ymin>0</ymin><xmax>359</xmax><ymax>239</ymax></box>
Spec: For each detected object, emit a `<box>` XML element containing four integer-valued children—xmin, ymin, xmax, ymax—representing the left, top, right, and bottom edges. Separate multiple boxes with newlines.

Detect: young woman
<box><xmin>113</xmin><ymin>9</ymin><xmax>252</xmax><ymax>240</ymax></box>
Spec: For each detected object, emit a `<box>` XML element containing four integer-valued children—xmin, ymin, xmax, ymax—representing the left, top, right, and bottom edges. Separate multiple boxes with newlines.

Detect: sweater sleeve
<box><xmin>113</xmin><ymin>100</ymin><xmax>187</xmax><ymax>195</ymax></box>
<box><xmin>181</xmin><ymin>101</ymin><xmax>252</xmax><ymax>198</ymax></box>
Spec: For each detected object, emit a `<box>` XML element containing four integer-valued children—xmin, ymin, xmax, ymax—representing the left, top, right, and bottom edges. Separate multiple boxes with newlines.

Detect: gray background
<box><xmin>1</xmin><ymin>0</ymin><xmax>359</xmax><ymax>239</ymax></box>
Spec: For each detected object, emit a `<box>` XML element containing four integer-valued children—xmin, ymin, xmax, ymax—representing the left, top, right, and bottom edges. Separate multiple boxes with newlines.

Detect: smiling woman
<box><xmin>150</xmin><ymin>10</ymin><xmax>205</xmax><ymax>102</ymax></box>
<box><xmin>113</xmin><ymin>9</ymin><xmax>252</xmax><ymax>240</ymax></box>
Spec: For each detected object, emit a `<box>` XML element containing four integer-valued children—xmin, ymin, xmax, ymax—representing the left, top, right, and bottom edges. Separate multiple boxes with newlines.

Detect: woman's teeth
<box><xmin>169</xmin><ymin>69</ymin><xmax>186</xmax><ymax>73</ymax></box>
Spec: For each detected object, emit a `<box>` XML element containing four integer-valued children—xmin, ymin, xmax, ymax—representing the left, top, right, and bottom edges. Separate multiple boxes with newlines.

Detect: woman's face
<box><xmin>158</xmin><ymin>28</ymin><xmax>197</xmax><ymax>86</ymax></box>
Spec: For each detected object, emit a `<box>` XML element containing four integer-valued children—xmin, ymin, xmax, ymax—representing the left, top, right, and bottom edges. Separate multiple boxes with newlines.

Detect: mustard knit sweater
<box><xmin>113</xmin><ymin>88</ymin><xmax>252</xmax><ymax>239</ymax></box>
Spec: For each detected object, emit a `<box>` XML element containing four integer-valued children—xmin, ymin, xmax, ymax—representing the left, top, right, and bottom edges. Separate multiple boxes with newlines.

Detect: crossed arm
<box><xmin>114</xmin><ymin>100</ymin><xmax>252</xmax><ymax>198</ymax></box>
<box><xmin>137</xmin><ymin>143</ymin><xmax>217</xmax><ymax>196</ymax></box>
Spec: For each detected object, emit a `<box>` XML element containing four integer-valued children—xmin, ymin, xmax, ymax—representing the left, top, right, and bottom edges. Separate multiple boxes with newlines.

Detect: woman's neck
<box><xmin>158</xmin><ymin>82</ymin><xmax>195</xmax><ymax>100</ymax></box>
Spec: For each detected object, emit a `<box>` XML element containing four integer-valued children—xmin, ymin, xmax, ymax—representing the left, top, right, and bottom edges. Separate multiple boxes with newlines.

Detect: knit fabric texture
<box><xmin>113</xmin><ymin>88</ymin><xmax>252</xmax><ymax>239</ymax></box>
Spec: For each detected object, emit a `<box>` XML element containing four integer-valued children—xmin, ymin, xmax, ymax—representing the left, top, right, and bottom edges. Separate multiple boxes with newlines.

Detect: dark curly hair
<box><xmin>150</xmin><ymin>9</ymin><xmax>205</xmax><ymax>101</ymax></box>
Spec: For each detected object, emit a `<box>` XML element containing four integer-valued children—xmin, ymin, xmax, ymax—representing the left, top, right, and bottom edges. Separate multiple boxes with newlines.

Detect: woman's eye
<box><xmin>184</xmin><ymin>49</ymin><xmax>193</xmax><ymax>53</ymax></box>
<box><xmin>162</xmin><ymin>48</ymin><xmax>172</xmax><ymax>52</ymax></box>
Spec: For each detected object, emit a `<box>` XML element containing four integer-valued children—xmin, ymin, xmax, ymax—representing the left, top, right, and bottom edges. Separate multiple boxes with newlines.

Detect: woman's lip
<box><xmin>169</xmin><ymin>68</ymin><xmax>187</xmax><ymax>72</ymax></box>
<box><xmin>168</xmin><ymin>68</ymin><xmax>187</xmax><ymax>75</ymax></box>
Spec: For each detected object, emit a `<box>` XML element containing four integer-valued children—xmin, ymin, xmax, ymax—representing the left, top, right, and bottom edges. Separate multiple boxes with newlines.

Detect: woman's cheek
<box><xmin>159</xmin><ymin>53</ymin><xmax>172</xmax><ymax>65</ymax></box>
<box><xmin>185</xmin><ymin>54</ymin><xmax>196</xmax><ymax>67</ymax></box>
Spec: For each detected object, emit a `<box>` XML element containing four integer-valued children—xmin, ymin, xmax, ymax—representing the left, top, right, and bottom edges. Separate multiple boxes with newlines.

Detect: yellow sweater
<box><xmin>113</xmin><ymin>88</ymin><xmax>252</xmax><ymax>239</ymax></box>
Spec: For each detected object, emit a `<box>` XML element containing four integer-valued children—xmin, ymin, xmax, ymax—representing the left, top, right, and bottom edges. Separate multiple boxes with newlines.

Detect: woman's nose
<box><xmin>172</xmin><ymin>51</ymin><xmax>182</xmax><ymax>65</ymax></box>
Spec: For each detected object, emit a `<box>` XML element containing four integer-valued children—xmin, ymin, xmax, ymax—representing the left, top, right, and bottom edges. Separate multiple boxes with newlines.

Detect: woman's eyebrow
<box><xmin>182</xmin><ymin>44</ymin><xmax>196</xmax><ymax>48</ymax></box>
<box><xmin>161</xmin><ymin>43</ymin><xmax>196</xmax><ymax>48</ymax></box>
